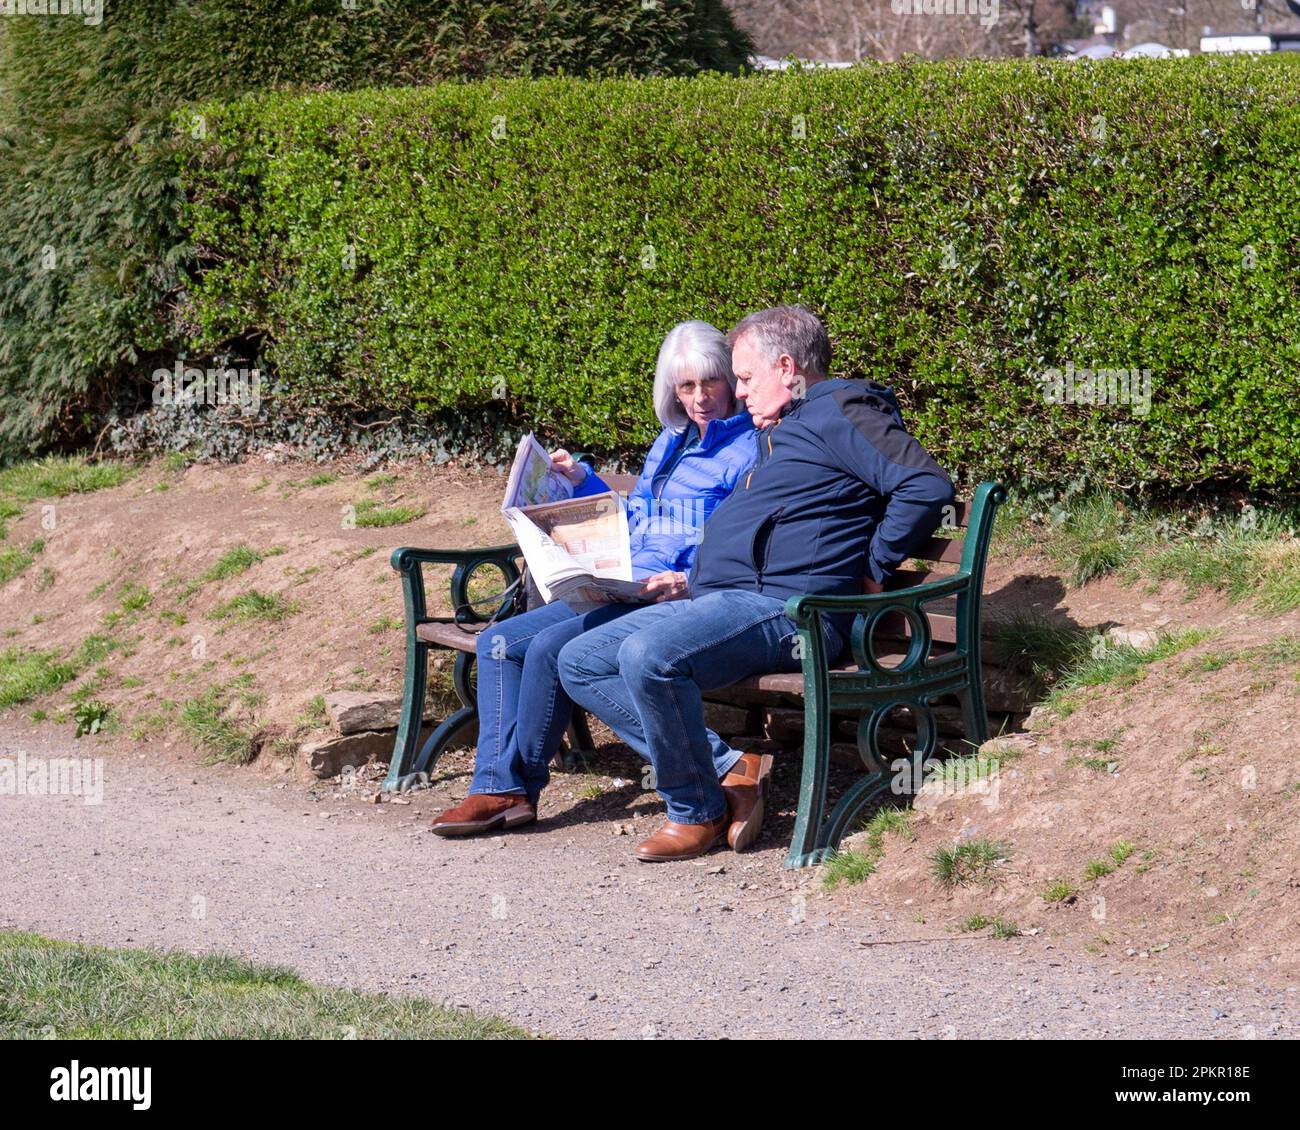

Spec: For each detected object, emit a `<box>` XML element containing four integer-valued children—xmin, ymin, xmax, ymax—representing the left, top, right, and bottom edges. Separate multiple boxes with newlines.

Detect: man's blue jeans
<box><xmin>556</xmin><ymin>590</ymin><xmax>844</xmax><ymax>826</ymax></box>
<box><xmin>470</xmin><ymin>601</ymin><xmax>629</xmax><ymax>802</ymax></box>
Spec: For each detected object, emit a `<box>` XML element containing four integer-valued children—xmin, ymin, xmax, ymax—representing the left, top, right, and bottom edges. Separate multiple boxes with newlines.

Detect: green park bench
<box><xmin>383</xmin><ymin>469</ymin><xmax>1006</xmax><ymax>868</ymax></box>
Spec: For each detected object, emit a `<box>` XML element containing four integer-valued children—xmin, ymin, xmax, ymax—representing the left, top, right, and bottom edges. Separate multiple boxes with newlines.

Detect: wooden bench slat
<box><xmin>911</xmin><ymin>536</ymin><xmax>965</xmax><ymax>565</ymax></box>
<box><xmin>603</xmin><ymin>472</ymin><xmax>638</xmax><ymax>493</ymax></box>
<box><xmin>416</xmin><ymin>621</ymin><xmax>485</xmax><ymax>651</ymax></box>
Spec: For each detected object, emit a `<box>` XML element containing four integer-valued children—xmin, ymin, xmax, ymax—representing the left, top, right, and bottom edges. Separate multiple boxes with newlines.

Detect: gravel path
<box><xmin>2</xmin><ymin>725</ymin><xmax>1293</xmax><ymax>1039</ymax></box>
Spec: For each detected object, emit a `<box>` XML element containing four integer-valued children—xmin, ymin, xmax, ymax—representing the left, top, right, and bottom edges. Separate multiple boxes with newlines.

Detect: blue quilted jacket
<box><xmin>575</xmin><ymin>411</ymin><xmax>758</xmax><ymax>579</ymax></box>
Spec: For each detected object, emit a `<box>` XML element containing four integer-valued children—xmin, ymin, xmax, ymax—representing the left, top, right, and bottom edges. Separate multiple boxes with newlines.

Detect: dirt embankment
<box><xmin>839</xmin><ymin>583</ymin><xmax>1300</xmax><ymax>979</ymax></box>
<box><xmin>2</xmin><ymin>455</ymin><xmax>1297</xmax><ymax>981</ymax></box>
<box><xmin>0</xmin><ymin>456</ymin><xmax>505</xmax><ymax>767</ymax></box>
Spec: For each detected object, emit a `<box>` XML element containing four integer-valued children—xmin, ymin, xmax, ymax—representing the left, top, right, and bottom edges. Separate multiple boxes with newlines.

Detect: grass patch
<box><xmin>119</xmin><ymin>583</ymin><xmax>151</xmax><ymax>613</ymax></box>
<box><xmin>1046</xmin><ymin>627</ymin><xmax>1215</xmax><ymax>713</ymax></box>
<box><xmin>1041</xmin><ymin>879</ymin><xmax>1076</xmax><ymax>903</ymax></box>
<box><xmin>922</xmin><ymin>751</ymin><xmax>1002</xmax><ymax>792</ymax></box>
<box><xmin>0</xmin><ymin>456</ymin><xmax>132</xmax><ymax>503</ymax></box>
<box><xmin>956</xmin><ymin>914</ymin><xmax>1019</xmax><ymax>939</ymax></box>
<box><xmin>989</xmin><ymin>614</ymin><xmax>1088</xmax><ymax>697</ymax></box>
<box><xmin>301</xmin><ymin>472</ymin><xmax>338</xmax><ymax>487</ymax></box>
<box><xmin>0</xmin><ymin>648</ymin><xmax>77</xmax><ymax>708</ymax></box>
<box><xmin>1000</xmin><ymin>489</ymin><xmax>1300</xmax><ymax>612</ymax></box>
<box><xmin>929</xmin><ymin>839</ymin><xmax>1009</xmax><ymax>888</ymax></box>
<box><xmin>0</xmin><ymin>931</ymin><xmax>528</xmax><ymax>1039</ymax></box>
<box><xmin>75</xmin><ymin>634</ymin><xmax>117</xmax><ymax>667</ymax></box>
<box><xmin>368</xmin><ymin>615</ymin><xmax>402</xmax><ymax>634</ymax></box>
<box><xmin>820</xmin><ymin>849</ymin><xmax>878</xmax><ymax>888</ymax></box>
<box><xmin>821</xmin><ymin>806</ymin><xmax>916</xmax><ymax>890</ymax></box>
<box><xmin>353</xmin><ymin>498</ymin><xmax>426</xmax><ymax>528</ymax></box>
<box><xmin>209</xmin><ymin>590</ymin><xmax>297</xmax><ymax>624</ymax></box>
<box><xmin>1110</xmin><ymin>840</ymin><xmax>1136</xmax><ymax>866</ymax></box>
<box><xmin>202</xmin><ymin>543</ymin><xmax>286</xmax><ymax>582</ymax></box>
<box><xmin>0</xmin><ymin>542</ymin><xmax>36</xmax><ymax>585</ymax></box>
<box><xmin>0</xmin><ymin>498</ymin><xmax>22</xmax><ymax>539</ymax></box>
<box><xmin>1249</xmin><ymin>636</ymin><xmax>1300</xmax><ymax>669</ymax></box>
<box><xmin>1083</xmin><ymin>857</ymin><xmax>1116</xmax><ymax>881</ymax></box>
<box><xmin>179</xmin><ymin>688</ymin><xmax>259</xmax><ymax>765</ymax></box>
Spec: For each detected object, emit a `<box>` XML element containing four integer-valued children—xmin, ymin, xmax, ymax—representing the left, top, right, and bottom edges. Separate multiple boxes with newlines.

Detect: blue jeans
<box><xmin>470</xmin><ymin>601</ymin><xmax>631</xmax><ymax>802</ymax></box>
<box><xmin>556</xmin><ymin>590</ymin><xmax>844</xmax><ymax>825</ymax></box>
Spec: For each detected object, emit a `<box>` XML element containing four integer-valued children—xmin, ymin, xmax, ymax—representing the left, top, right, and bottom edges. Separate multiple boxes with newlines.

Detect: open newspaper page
<box><xmin>502</xmin><ymin>432</ymin><xmax>574</xmax><ymax>510</ymax></box>
<box><xmin>501</xmin><ymin>493</ymin><xmax>651</xmax><ymax>607</ymax></box>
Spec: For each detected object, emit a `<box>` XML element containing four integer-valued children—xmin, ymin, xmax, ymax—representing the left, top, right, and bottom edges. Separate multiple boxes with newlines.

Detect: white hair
<box><xmin>652</xmin><ymin>320</ymin><xmax>736</xmax><ymax>431</ymax></box>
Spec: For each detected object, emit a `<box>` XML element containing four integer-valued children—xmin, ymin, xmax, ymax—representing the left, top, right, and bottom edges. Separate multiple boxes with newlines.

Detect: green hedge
<box><xmin>0</xmin><ymin>0</ymin><xmax>751</xmax><ymax>462</ymax></box>
<box><xmin>180</xmin><ymin>56</ymin><xmax>1300</xmax><ymax>494</ymax></box>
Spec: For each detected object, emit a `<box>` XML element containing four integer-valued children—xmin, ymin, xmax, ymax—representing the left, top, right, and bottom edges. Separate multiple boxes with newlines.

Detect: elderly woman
<box><xmin>432</xmin><ymin>321</ymin><xmax>757</xmax><ymax>836</ymax></box>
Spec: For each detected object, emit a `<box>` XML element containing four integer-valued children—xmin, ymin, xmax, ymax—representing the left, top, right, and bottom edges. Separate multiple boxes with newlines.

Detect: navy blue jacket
<box><xmin>688</xmin><ymin>379</ymin><xmax>954</xmax><ymax>601</ymax></box>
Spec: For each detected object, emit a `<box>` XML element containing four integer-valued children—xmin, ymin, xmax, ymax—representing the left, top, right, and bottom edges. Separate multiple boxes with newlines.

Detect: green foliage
<box><xmin>180</xmin><ymin>57</ymin><xmax>1300</xmax><ymax>492</ymax></box>
<box><xmin>1083</xmin><ymin>857</ymin><xmax>1116</xmax><ymax>881</ymax></box>
<box><xmin>0</xmin><ymin>1</ymin><xmax>750</xmax><ymax>461</ymax></box>
<box><xmin>74</xmin><ymin>700</ymin><xmax>116</xmax><ymax>738</ymax></box>
<box><xmin>990</xmin><ymin>613</ymin><xmax>1089</xmax><ymax>696</ymax></box>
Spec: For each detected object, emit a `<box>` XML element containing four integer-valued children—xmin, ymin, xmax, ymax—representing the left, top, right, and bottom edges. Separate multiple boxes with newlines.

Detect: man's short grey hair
<box><xmin>726</xmin><ymin>305</ymin><xmax>831</xmax><ymax>380</ymax></box>
<box><xmin>653</xmin><ymin>320</ymin><xmax>737</xmax><ymax>431</ymax></box>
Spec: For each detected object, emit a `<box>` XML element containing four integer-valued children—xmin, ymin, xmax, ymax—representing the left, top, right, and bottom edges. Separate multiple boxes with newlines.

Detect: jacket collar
<box><xmin>674</xmin><ymin>409</ymin><xmax>754</xmax><ymax>452</ymax></box>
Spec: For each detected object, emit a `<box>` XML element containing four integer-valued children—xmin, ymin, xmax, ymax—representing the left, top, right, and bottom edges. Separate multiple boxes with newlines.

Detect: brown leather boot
<box><xmin>721</xmin><ymin>752</ymin><xmax>774</xmax><ymax>851</ymax></box>
<box><xmin>635</xmin><ymin>815</ymin><xmax>729</xmax><ymax>862</ymax></box>
<box><xmin>430</xmin><ymin>793</ymin><xmax>535</xmax><ymax>837</ymax></box>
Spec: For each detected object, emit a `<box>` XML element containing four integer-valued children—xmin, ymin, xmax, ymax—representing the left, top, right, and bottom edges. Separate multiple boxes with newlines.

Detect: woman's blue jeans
<box><xmin>469</xmin><ymin>601</ymin><xmax>632</xmax><ymax>802</ymax></box>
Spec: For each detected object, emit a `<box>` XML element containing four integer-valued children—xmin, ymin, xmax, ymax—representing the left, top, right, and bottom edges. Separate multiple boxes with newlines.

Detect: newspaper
<box><xmin>502</xmin><ymin>432</ymin><xmax>574</xmax><ymax>511</ymax></box>
<box><xmin>501</xmin><ymin>433</ymin><xmax>652</xmax><ymax>606</ymax></box>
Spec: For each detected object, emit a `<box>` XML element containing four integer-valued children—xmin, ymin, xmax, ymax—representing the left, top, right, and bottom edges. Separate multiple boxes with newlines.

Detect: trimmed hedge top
<box><xmin>182</xmin><ymin>56</ymin><xmax>1300</xmax><ymax>493</ymax></box>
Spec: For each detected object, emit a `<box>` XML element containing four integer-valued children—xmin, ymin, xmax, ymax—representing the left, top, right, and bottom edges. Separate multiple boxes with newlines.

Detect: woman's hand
<box><xmin>550</xmin><ymin>448</ymin><xmax>589</xmax><ymax>487</ymax></box>
<box><xmin>640</xmin><ymin>571</ymin><xmax>689</xmax><ymax>602</ymax></box>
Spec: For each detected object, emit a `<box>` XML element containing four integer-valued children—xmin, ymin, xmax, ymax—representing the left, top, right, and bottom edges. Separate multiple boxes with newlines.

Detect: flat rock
<box><xmin>1106</xmin><ymin>626</ymin><xmax>1161</xmax><ymax>650</ymax></box>
<box><xmin>324</xmin><ymin>691</ymin><xmax>434</xmax><ymax>735</ymax></box>
<box><xmin>299</xmin><ymin>720</ymin><xmax>459</xmax><ymax>779</ymax></box>
<box><xmin>300</xmin><ymin>730</ymin><xmax>397</xmax><ymax>778</ymax></box>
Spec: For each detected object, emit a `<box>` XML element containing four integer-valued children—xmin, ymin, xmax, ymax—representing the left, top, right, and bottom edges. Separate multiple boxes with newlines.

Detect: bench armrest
<box><xmin>784</xmin><ymin>573</ymin><xmax>972</xmax><ymax>624</ymax></box>
<box><xmin>389</xmin><ymin>543</ymin><xmax>523</xmax><ymax>625</ymax></box>
<box><xmin>786</xmin><ymin>573</ymin><xmax>976</xmax><ymax>674</ymax></box>
<box><xmin>389</xmin><ymin>543</ymin><xmax>520</xmax><ymax>572</ymax></box>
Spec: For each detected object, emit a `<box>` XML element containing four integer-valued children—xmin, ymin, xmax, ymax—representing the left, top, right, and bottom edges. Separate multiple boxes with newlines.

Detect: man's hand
<box><xmin>549</xmin><ymin>448</ymin><xmax>589</xmax><ymax>487</ymax></box>
<box><xmin>863</xmin><ymin>578</ymin><xmax>884</xmax><ymax>595</ymax></box>
<box><xmin>640</xmin><ymin>571</ymin><xmax>689</xmax><ymax>602</ymax></box>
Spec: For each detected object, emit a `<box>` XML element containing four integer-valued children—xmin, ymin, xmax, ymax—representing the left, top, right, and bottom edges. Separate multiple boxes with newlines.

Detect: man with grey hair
<box><xmin>558</xmin><ymin>305</ymin><xmax>954</xmax><ymax>861</ymax></box>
